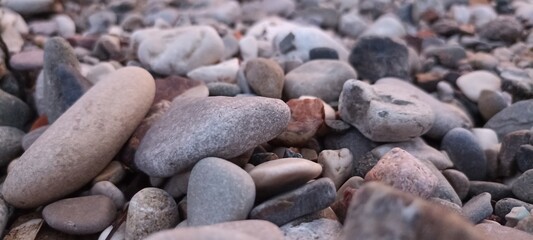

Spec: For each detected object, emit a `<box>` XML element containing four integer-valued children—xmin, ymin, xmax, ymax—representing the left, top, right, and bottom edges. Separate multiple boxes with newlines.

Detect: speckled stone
<box><xmin>0</xmin><ymin>126</ymin><xmax>24</xmax><ymax>167</ymax></box>
<box><xmin>0</xmin><ymin>89</ymin><xmax>31</xmax><ymax>129</ymax></box>
<box><xmin>469</xmin><ymin>181</ymin><xmax>512</xmax><ymax>201</ymax></box>
<box><xmin>188</xmin><ymin>157</ymin><xmax>255</xmax><ymax>227</ymax></box>
<box><xmin>341</xmin><ymin>182</ymin><xmax>486</xmax><ymax>240</ymax></box>
<box><xmin>485</xmin><ymin>100</ymin><xmax>533</xmax><ymax>139</ymax></box>
<box><xmin>250</xmin><ymin>178</ymin><xmax>336</xmax><ymax>226</ymax></box>
<box><xmin>135</xmin><ymin>96</ymin><xmax>290</xmax><ymax>177</ymax></box>
<box><xmin>512</xmin><ymin>169</ymin><xmax>533</xmax><ymax>203</ymax></box>
<box><xmin>249</xmin><ymin>158</ymin><xmax>322</xmax><ymax>199</ymax></box>
<box><xmin>495</xmin><ymin>198</ymin><xmax>533</xmax><ymax>219</ymax></box>
<box><xmin>2</xmin><ymin>67</ymin><xmax>155</xmax><ymax>209</ymax></box>
<box><xmin>42</xmin><ymin>195</ymin><xmax>116</xmax><ymax>235</ymax></box>
<box><xmin>126</xmin><ymin>188</ymin><xmax>179</xmax><ymax>240</ymax></box>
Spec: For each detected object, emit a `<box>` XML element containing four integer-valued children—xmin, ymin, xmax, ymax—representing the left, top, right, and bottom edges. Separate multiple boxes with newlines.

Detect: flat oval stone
<box><xmin>339</xmin><ymin>79</ymin><xmax>434</xmax><ymax>142</ymax></box>
<box><xmin>42</xmin><ymin>195</ymin><xmax>116</xmax><ymax>235</ymax></box>
<box><xmin>90</xmin><ymin>181</ymin><xmax>125</xmax><ymax>209</ymax></box>
<box><xmin>469</xmin><ymin>181</ymin><xmax>512</xmax><ymax>201</ymax></box>
<box><xmin>512</xmin><ymin>169</ymin><xmax>533</xmax><ymax>203</ymax></box>
<box><xmin>0</xmin><ymin>126</ymin><xmax>24</xmax><ymax>167</ymax></box>
<box><xmin>485</xmin><ymin>100</ymin><xmax>533</xmax><ymax>139</ymax></box>
<box><xmin>0</xmin><ymin>89</ymin><xmax>31</xmax><ymax>129</ymax></box>
<box><xmin>2</xmin><ymin>67</ymin><xmax>155</xmax><ymax>208</ymax></box>
<box><xmin>441</xmin><ymin>128</ymin><xmax>487</xmax><ymax>181</ymax></box>
<box><xmin>283</xmin><ymin>60</ymin><xmax>357</xmax><ymax>103</ymax></box>
<box><xmin>188</xmin><ymin>157</ymin><xmax>255</xmax><ymax>227</ymax></box>
<box><xmin>249</xmin><ymin>158</ymin><xmax>322</xmax><ymax>199</ymax></box>
<box><xmin>244</xmin><ymin>58</ymin><xmax>285</xmax><ymax>99</ymax></box>
<box><xmin>462</xmin><ymin>192</ymin><xmax>493</xmax><ymax>224</ymax></box>
<box><xmin>126</xmin><ymin>188</ymin><xmax>179</xmax><ymax>240</ymax></box>
<box><xmin>135</xmin><ymin>96</ymin><xmax>290</xmax><ymax>177</ymax></box>
<box><xmin>10</xmin><ymin>49</ymin><xmax>44</xmax><ymax>70</ymax></box>
<box><xmin>250</xmin><ymin>178</ymin><xmax>336</xmax><ymax>226</ymax></box>
<box><xmin>365</xmin><ymin>148</ymin><xmax>438</xmax><ymax>198</ymax></box>
<box><xmin>456</xmin><ymin>70</ymin><xmax>501</xmax><ymax>102</ymax></box>
<box><xmin>442</xmin><ymin>169</ymin><xmax>470</xmax><ymax>200</ymax></box>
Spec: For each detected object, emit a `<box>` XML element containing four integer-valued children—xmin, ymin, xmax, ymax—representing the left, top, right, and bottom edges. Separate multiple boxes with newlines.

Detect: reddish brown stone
<box><xmin>154</xmin><ymin>76</ymin><xmax>203</xmax><ymax>104</ymax></box>
<box><xmin>273</xmin><ymin>99</ymin><xmax>324</xmax><ymax>147</ymax></box>
<box><xmin>30</xmin><ymin>115</ymin><xmax>48</xmax><ymax>131</ymax></box>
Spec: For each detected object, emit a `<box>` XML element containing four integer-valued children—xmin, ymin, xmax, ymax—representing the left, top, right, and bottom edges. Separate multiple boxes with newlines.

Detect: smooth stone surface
<box><xmin>90</xmin><ymin>181</ymin><xmax>125</xmax><ymax>209</ymax></box>
<box><xmin>42</xmin><ymin>195</ymin><xmax>116</xmax><ymax>235</ymax></box>
<box><xmin>517</xmin><ymin>144</ymin><xmax>533</xmax><ymax>172</ymax></box>
<box><xmin>283</xmin><ymin>60</ymin><xmax>357</xmax><ymax>103</ymax></box>
<box><xmin>498</xmin><ymin>130</ymin><xmax>530</xmax><ymax>177</ymax></box>
<box><xmin>187</xmin><ymin>58</ymin><xmax>239</xmax><ymax>83</ymax></box>
<box><xmin>338</xmin><ymin>12</ymin><xmax>368</xmax><ymax>38</ymax></box>
<box><xmin>462</xmin><ymin>192</ymin><xmax>493</xmax><ymax>224</ymax></box>
<box><xmin>145</xmin><ymin>227</ymin><xmax>260</xmax><ymax>240</ymax></box>
<box><xmin>281</xmin><ymin>218</ymin><xmax>342</xmax><ymax>240</ymax></box>
<box><xmin>273</xmin><ymin>98</ymin><xmax>324</xmax><ymax>146</ymax></box>
<box><xmin>318</xmin><ymin>148</ymin><xmax>353</xmax><ymax>189</ymax></box>
<box><xmin>2</xmin><ymin>67</ymin><xmax>155</xmax><ymax>208</ymax></box>
<box><xmin>323</xmin><ymin>128</ymin><xmax>378</xmax><ymax>174</ymax></box>
<box><xmin>126</xmin><ymin>188</ymin><xmax>179</xmax><ymax>240</ymax></box>
<box><xmin>0</xmin><ymin>126</ymin><xmax>24</xmax><ymax>167</ymax></box>
<box><xmin>495</xmin><ymin>198</ymin><xmax>533</xmax><ymax>219</ymax></box>
<box><xmin>163</xmin><ymin>171</ymin><xmax>190</xmax><ymax>199</ymax></box>
<box><xmin>42</xmin><ymin>37</ymin><xmax>82</xmax><ymax>123</ymax></box>
<box><xmin>365</xmin><ymin>148</ymin><xmax>439</xmax><ymax>198</ymax></box>
<box><xmin>2</xmin><ymin>0</ymin><xmax>56</xmax><ymax>15</ymax></box>
<box><xmin>21</xmin><ymin>126</ymin><xmax>47</xmax><ymax>151</ymax></box>
<box><xmin>441</xmin><ymin>128</ymin><xmax>487</xmax><ymax>180</ymax></box>
<box><xmin>376</xmin><ymin>78</ymin><xmax>472</xmax><ymax>139</ymax></box>
<box><xmin>250</xmin><ymin>158</ymin><xmax>322</xmax><ymax>199</ymax></box>
<box><xmin>478</xmin><ymin>16</ymin><xmax>523</xmax><ymax>43</ymax></box>
<box><xmin>471</xmin><ymin>128</ymin><xmax>499</xmax><ymax>150</ymax></box>
<box><xmin>244</xmin><ymin>58</ymin><xmax>285</xmax><ymax>99</ymax></box>
<box><xmin>93</xmin><ymin>161</ymin><xmax>126</xmax><ymax>185</ymax></box>
<box><xmin>456</xmin><ymin>71</ymin><xmax>502</xmax><ymax>102</ymax></box>
<box><xmin>469</xmin><ymin>181</ymin><xmax>512</xmax><ymax>201</ymax></box>
<box><xmin>339</xmin><ymin>79</ymin><xmax>434</xmax><ymax>142</ymax></box>
<box><xmin>0</xmin><ymin>89</ymin><xmax>31</xmax><ymax>129</ymax></box>
<box><xmin>425</xmin><ymin>45</ymin><xmax>466</xmax><ymax>69</ymax></box>
<box><xmin>10</xmin><ymin>49</ymin><xmax>44</xmax><ymax>70</ymax></box>
<box><xmin>188</xmin><ymin>157</ymin><xmax>255</xmax><ymax>226</ymax></box>
<box><xmin>512</xmin><ymin>169</ymin><xmax>533</xmax><ymax>203</ymax></box>
<box><xmin>371</xmin><ymin>137</ymin><xmax>453</xmax><ymax>170</ymax></box>
<box><xmin>341</xmin><ymin>182</ymin><xmax>486</xmax><ymax>240</ymax></box>
<box><xmin>485</xmin><ymin>100</ymin><xmax>533</xmax><ymax>139</ymax></box>
<box><xmin>250</xmin><ymin>178</ymin><xmax>336</xmax><ymax>226</ymax></box>
<box><xmin>135</xmin><ymin>96</ymin><xmax>290</xmax><ymax>177</ymax></box>
<box><xmin>207</xmin><ymin>82</ymin><xmax>241</xmax><ymax>96</ymax></box>
<box><xmin>476</xmin><ymin>223</ymin><xmax>533</xmax><ymax>240</ymax></box>
<box><xmin>134</xmin><ymin>26</ymin><xmax>224</xmax><ymax>75</ymax></box>
<box><xmin>349</xmin><ymin>36</ymin><xmax>409</xmax><ymax>83</ymax></box>
<box><xmin>442</xmin><ymin>169</ymin><xmax>470</xmax><ymax>200</ymax></box>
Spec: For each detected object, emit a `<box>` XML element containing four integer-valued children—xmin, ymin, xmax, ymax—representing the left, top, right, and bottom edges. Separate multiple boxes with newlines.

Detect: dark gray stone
<box><xmin>309</xmin><ymin>47</ymin><xmax>339</xmax><ymax>60</ymax></box>
<box><xmin>0</xmin><ymin>89</ymin><xmax>31</xmax><ymax>129</ymax></box>
<box><xmin>462</xmin><ymin>192</ymin><xmax>493</xmax><ymax>224</ymax></box>
<box><xmin>425</xmin><ymin>45</ymin><xmax>466</xmax><ymax>69</ymax></box>
<box><xmin>135</xmin><ymin>96</ymin><xmax>290</xmax><ymax>177</ymax></box>
<box><xmin>517</xmin><ymin>144</ymin><xmax>533</xmax><ymax>172</ymax></box>
<box><xmin>0</xmin><ymin>126</ymin><xmax>24</xmax><ymax>167</ymax></box>
<box><xmin>207</xmin><ymin>82</ymin><xmax>241</xmax><ymax>96</ymax></box>
<box><xmin>495</xmin><ymin>198</ymin><xmax>533</xmax><ymax>219</ymax></box>
<box><xmin>249</xmin><ymin>178</ymin><xmax>336</xmax><ymax>226</ymax></box>
<box><xmin>469</xmin><ymin>181</ymin><xmax>512</xmax><ymax>201</ymax></box>
<box><xmin>498</xmin><ymin>130</ymin><xmax>530</xmax><ymax>177</ymax></box>
<box><xmin>512</xmin><ymin>169</ymin><xmax>533</xmax><ymax>203</ymax></box>
<box><xmin>442</xmin><ymin>169</ymin><xmax>470</xmax><ymax>200</ymax></box>
<box><xmin>349</xmin><ymin>36</ymin><xmax>409</xmax><ymax>83</ymax></box>
<box><xmin>323</xmin><ymin>128</ymin><xmax>377</xmax><ymax>172</ymax></box>
<box><xmin>422</xmin><ymin>160</ymin><xmax>463</xmax><ymax>206</ymax></box>
<box><xmin>478</xmin><ymin>16</ymin><xmax>523</xmax><ymax>43</ymax></box>
<box><xmin>478</xmin><ymin>90</ymin><xmax>508</xmax><ymax>120</ymax></box>
<box><xmin>341</xmin><ymin>182</ymin><xmax>485</xmax><ymax>240</ymax></box>
<box><xmin>485</xmin><ymin>100</ymin><xmax>533</xmax><ymax>139</ymax></box>
<box><xmin>441</xmin><ymin>128</ymin><xmax>487</xmax><ymax>180</ymax></box>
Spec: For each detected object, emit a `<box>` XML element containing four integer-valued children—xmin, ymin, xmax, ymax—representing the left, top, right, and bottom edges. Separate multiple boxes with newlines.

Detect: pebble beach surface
<box><xmin>1</xmin><ymin>0</ymin><xmax>533</xmax><ymax>239</ymax></box>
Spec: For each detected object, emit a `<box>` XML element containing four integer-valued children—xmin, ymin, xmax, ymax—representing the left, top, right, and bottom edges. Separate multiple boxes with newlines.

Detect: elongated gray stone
<box><xmin>135</xmin><ymin>96</ymin><xmax>290</xmax><ymax>177</ymax></box>
<box><xmin>2</xmin><ymin>67</ymin><xmax>155</xmax><ymax>208</ymax></box>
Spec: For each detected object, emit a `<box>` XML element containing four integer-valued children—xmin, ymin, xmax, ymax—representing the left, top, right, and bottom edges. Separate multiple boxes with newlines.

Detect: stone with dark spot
<box><xmin>442</xmin><ymin>169</ymin><xmax>470</xmax><ymax>200</ymax></box>
<box><xmin>349</xmin><ymin>36</ymin><xmax>409</xmax><ymax>83</ymax></box>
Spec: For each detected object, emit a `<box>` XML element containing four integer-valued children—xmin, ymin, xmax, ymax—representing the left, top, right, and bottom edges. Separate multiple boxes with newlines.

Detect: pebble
<box><xmin>338</xmin><ymin>12</ymin><xmax>368</xmax><ymax>38</ymax></box>
<box><xmin>207</xmin><ymin>82</ymin><xmax>241</xmax><ymax>96</ymax></box>
<box><xmin>249</xmin><ymin>158</ymin><xmax>322</xmax><ymax>199</ymax></box>
<box><xmin>470</xmin><ymin>5</ymin><xmax>497</xmax><ymax>28</ymax></box>
<box><xmin>517</xmin><ymin>144</ymin><xmax>533</xmax><ymax>172</ymax></box>
<box><xmin>498</xmin><ymin>130</ymin><xmax>530</xmax><ymax>177</ymax></box>
<box><xmin>471</xmin><ymin>128</ymin><xmax>499</xmax><ymax>150</ymax></box>
<box><xmin>134</xmin><ymin>26</ymin><xmax>224</xmax><ymax>75</ymax></box>
<box><xmin>281</xmin><ymin>217</ymin><xmax>342</xmax><ymax>240</ymax></box>
<box><xmin>512</xmin><ymin>169</ymin><xmax>533</xmax><ymax>203</ymax></box>
<box><xmin>9</xmin><ymin>49</ymin><xmax>44</xmax><ymax>71</ymax></box>
<box><xmin>323</xmin><ymin>128</ymin><xmax>378</xmax><ymax>172</ymax></box>
<box><xmin>468</xmin><ymin>52</ymin><xmax>499</xmax><ymax>71</ymax></box>
<box><xmin>239</xmin><ymin>36</ymin><xmax>258</xmax><ymax>61</ymax></box>
<box><xmin>0</xmin><ymin>89</ymin><xmax>31</xmax><ymax>129</ymax></box>
<box><xmin>2</xmin><ymin>67</ymin><xmax>155</xmax><ymax>208</ymax></box>
<box><xmin>456</xmin><ymin>70</ymin><xmax>502</xmax><ymax>102</ymax></box>
<box><xmin>126</xmin><ymin>188</ymin><xmax>179</xmax><ymax>240</ymax></box>
<box><xmin>187</xmin><ymin>58</ymin><xmax>239</xmax><ymax>84</ymax></box>
<box><xmin>284</xmin><ymin>60</ymin><xmax>357</xmax><ymax>103</ymax></box>
<box><xmin>441</xmin><ymin>128</ymin><xmax>487</xmax><ymax>180</ymax></box>
<box><xmin>309</xmin><ymin>47</ymin><xmax>339</xmax><ymax>60</ymax></box>
<box><xmin>365</xmin><ymin>148</ymin><xmax>439</xmax><ymax>198</ymax></box>
<box><xmin>362</xmin><ymin>14</ymin><xmax>406</xmax><ymax>38</ymax></box>
<box><xmin>163</xmin><ymin>171</ymin><xmax>190</xmax><ymax>199</ymax></box>
<box><xmin>485</xmin><ymin>100</ymin><xmax>533</xmax><ymax>139</ymax></box>
<box><xmin>495</xmin><ymin>198</ymin><xmax>533</xmax><ymax>219</ymax></box>
<box><xmin>0</xmin><ymin>126</ymin><xmax>24</xmax><ymax>167</ymax></box>
<box><xmin>243</xmin><ymin>58</ymin><xmax>285</xmax><ymax>98</ymax></box>
<box><xmin>469</xmin><ymin>181</ymin><xmax>512</xmax><ymax>201</ymax></box>
<box><xmin>92</xmin><ymin>161</ymin><xmax>126</xmax><ymax>185</ymax></box>
<box><xmin>505</xmin><ymin>206</ymin><xmax>530</xmax><ymax>227</ymax></box>
<box><xmin>187</xmin><ymin>157</ymin><xmax>255</xmax><ymax>226</ymax></box>
<box><xmin>2</xmin><ymin>0</ymin><xmax>57</xmax><ymax>15</ymax></box>
<box><xmin>478</xmin><ymin>16</ymin><xmax>523</xmax><ymax>43</ymax></box>
<box><xmin>349</xmin><ymin>36</ymin><xmax>409</xmax><ymax>83</ymax></box>
<box><xmin>476</xmin><ymin>223</ymin><xmax>533</xmax><ymax>240</ymax></box>
<box><xmin>250</xmin><ymin>178</ymin><xmax>336</xmax><ymax>226</ymax></box>
<box><xmin>462</xmin><ymin>192</ymin><xmax>493</xmax><ymax>224</ymax></box>
<box><xmin>442</xmin><ymin>169</ymin><xmax>470</xmax><ymax>200</ymax></box>
<box><xmin>135</xmin><ymin>96</ymin><xmax>290</xmax><ymax>177</ymax></box>
<box><xmin>375</xmin><ymin>78</ymin><xmax>472</xmax><ymax>139</ymax></box>
<box><xmin>318</xmin><ymin>149</ymin><xmax>353</xmax><ymax>189</ymax></box>
<box><xmin>421</xmin><ymin>158</ymin><xmax>463</xmax><ymax>206</ymax></box>
<box><xmin>274</xmin><ymin>98</ymin><xmax>324</xmax><ymax>146</ymax></box>
<box><xmin>341</xmin><ymin>182</ymin><xmax>485</xmax><ymax>240</ymax></box>
<box><xmin>339</xmin><ymin>79</ymin><xmax>434</xmax><ymax>142</ymax></box>
<box><xmin>515</xmin><ymin>212</ymin><xmax>533</xmax><ymax>234</ymax></box>
<box><xmin>90</xmin><ymin>181</ymin><xmax>125</xmax><ymax>209</ymax></box>
<box><xmin>42</xmin><ymin>195</ymin><xmax>116</xmax><ymax>235</ymax></box>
